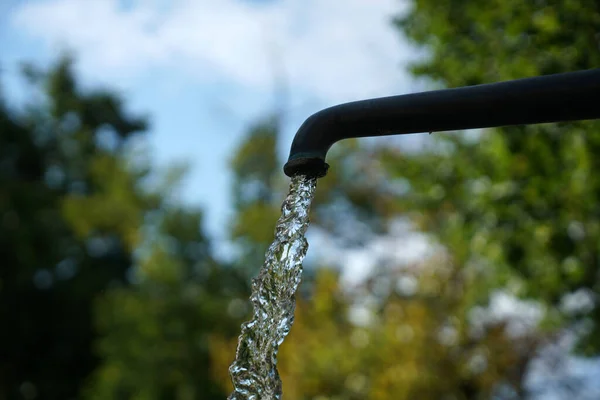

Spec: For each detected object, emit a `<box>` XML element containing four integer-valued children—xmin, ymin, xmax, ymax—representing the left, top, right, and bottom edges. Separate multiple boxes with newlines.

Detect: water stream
<box><xmin>228</xmin><ymin>174</ymin><xmax>317</xmax><ymax>400</ymax></box>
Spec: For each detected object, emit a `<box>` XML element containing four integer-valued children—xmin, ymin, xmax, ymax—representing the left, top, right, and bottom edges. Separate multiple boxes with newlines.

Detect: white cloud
<box><xmin>10</xmin><ymin>0</ymin><xmax>412</xmax><ymax>105</ymax></box>
<box><xmin>11</xmin><ymin>0</ymin><xmax>167</xmax><ymax>71</ymax></box>
<box><xmin>307</xmin><ymin>219</ymin><xmax>430</xmax><ymax>287</ymax></box>
<box><xmin>7</xmin><ymin>0</ymin><xmax>416</xmax><ymax>249</ymax></box>
<box><xmin>470</xmin><ymin>291</ymin><xmax>545</xmax><ymax>338</ymax></box>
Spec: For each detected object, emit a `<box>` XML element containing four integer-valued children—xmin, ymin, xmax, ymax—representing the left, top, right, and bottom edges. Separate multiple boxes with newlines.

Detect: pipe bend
<box><xmin>283</xmin><ymin>105</ymin><xmax>342</xmax><ymax>178</ymax></box>
<box><xmin>282</xmin><ymin>101</ymin><xmax>386</xmax><ymax>177</ymax></box>
<box><xmin>283</xmin><ymin>69</ymin><xmax>600</xmax><ymax>178</ymax></box>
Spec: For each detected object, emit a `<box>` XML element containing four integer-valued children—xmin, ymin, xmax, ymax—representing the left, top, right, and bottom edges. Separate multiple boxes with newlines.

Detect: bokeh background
<box><xmin>1</xmin><ymin>0</ymin><xmax>600</xmax><ymax>399</ymax></box>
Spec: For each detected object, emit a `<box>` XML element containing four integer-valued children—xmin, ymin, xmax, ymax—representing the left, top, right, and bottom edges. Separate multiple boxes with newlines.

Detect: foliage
<box><xmin>86</xmin><ymin>207</ymin><xmax>247</xmax><ymax>400</ymax></box>
<box><xmin>0</xmin><ymin>56</ymin><xmax>151</xmax><ymax>399</ymax></box>
<box><xmin>229</xmin><ymin>116</ymin><xmax>283</xmax><ymax>273</ymax></box>
<box><xmin>0</xmin><ymin>57</ymin><xmax>243</xmax><ymax>400</ymax></box>
<box><xmin>392</xmin><ymin>0</ymin><xmax>600</xmax><ymax>353</ymax></box>
<box><xmin>212</xmin><ymin>259</ymin><xmax>543</xmax><ymax>399</ymax></box>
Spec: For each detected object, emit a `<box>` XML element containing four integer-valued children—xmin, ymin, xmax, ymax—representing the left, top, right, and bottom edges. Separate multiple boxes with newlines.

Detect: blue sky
<box><xmin>0</xmin><ymin>0</ymin><xmax>416</xmax><ymax>257</ymax></box>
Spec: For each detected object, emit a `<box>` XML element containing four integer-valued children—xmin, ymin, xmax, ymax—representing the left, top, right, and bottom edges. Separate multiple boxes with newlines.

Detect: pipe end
<box><xmin>283</xmin><ymin>157</ymin><xmax>329</xmax><ymax>178</ymax></box>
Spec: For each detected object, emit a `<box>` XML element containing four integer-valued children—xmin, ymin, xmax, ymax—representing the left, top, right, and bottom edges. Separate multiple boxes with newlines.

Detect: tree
<box><xmin>229</xmin><ymin>116</ymin><xmax>283</xmax><ymax>274</ymax></box>
<box><xmin>0</xmin><ymin>56</ymin><xmax>153</xmax><ymax>399</ymax></box>
<box><xmin>86</xmin><ymin>205</ymin><xmax>247</xmax><ymax>400</ymax></box>
<box><xmin>0</xmin><ymin>56</ymin><xmax>239</xmax><ymax>400</ymax></box>
<box><xmin>391</xmin><ymin>0</ymin><xmax>600</xmax><ymax>355</ymax></box>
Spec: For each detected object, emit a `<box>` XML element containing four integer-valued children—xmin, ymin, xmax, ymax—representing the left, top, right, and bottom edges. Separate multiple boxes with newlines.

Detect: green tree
<box><xmin>212</xmin><ymin>254</ymin><xmax>540</xmax><ymax>400</ymax></box>
<box><xmin>0</xmin><ymin>56</ymin><xmax>240</xmax><ymax>399</ymax></box>
<box><xmin>86</xmin><ymin>204</ymin><xmax>247</xmax><ymax>400</ymax></box>
<box><xmin>0</xmin><ymin>56</ymin><xmax>153</xmax><ymax>399</ymax></box>
<box><xmin>229</xmin><ymin>116</ymin><xmax>283</xmax><ymax>273</ymax></box>
<box><xmin>391</xmin><ymin>0</ymin><xmax>600</xmax><ymax>353</ymax></box>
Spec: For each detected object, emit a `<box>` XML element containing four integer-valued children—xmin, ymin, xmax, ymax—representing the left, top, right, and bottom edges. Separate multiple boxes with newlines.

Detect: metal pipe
<box><xmin>283</xmin><ymin>69</ymin><xmax>600</xmax><ymax>178</ymax></box>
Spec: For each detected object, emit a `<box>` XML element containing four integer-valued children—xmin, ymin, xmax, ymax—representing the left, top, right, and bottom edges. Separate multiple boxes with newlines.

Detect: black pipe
<box><xmin>283</xmin><ymin>69</ymin><xmax>600</xmax><ymax>178</ymax></box>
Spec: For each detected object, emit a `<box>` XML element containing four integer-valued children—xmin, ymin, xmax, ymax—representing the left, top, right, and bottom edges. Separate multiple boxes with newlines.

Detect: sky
<box><xmin>0</xmin><ymin>0</ymin><xmax>419</xmax><ymax>260</ymax></box>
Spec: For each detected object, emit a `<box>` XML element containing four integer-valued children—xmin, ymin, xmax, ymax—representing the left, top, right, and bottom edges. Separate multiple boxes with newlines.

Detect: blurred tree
<box><xmin>229</xmin><ymin>116</ymin><xmax>283</xmax><ymax>273</ymax></box>
<box><xmin>0</xmin><ymin>56</ymin><xmax>152</xmax><ymax>399</ymax></box>
<box><xmin>0</xmin><ymin>56</ymin><xmax>242</xmax><ymax>400</ymax></box>
<box><xmin>391</xmin><ymin>0</ymin><xmax>600</xmax><ymax>354</ymax></box>
<box><xmin>212</xmin><ymin>257</ymin><xmax>543</xmax><ymax>400</ymax></box>
<box><xmin>362</xmin><ymin>261</ymin><xmax>543</xmax><ymax>400</ymax></box>
<box><xmin>86</xmin><ymin>205</ymin><xmax>248</xmax><ymax>400</ymax></box>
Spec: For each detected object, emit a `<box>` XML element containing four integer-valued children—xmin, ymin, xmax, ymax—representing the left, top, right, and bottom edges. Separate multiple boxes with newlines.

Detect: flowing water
<box><xmin>228</xmin><ymin>174</ymin><xmax>317</xmax><ymax>400</ymax></box>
